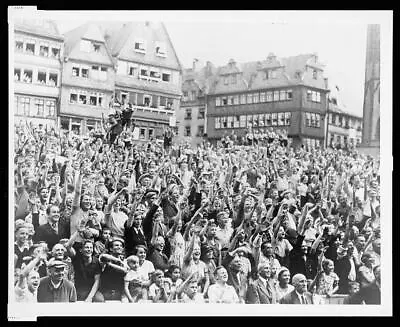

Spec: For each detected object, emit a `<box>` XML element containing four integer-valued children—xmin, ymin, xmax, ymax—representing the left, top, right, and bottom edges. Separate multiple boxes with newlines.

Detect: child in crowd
<box><xmin>122</xmin><ymin>255</ymin><xmax>148</xmax><ymax>303</ymax></box>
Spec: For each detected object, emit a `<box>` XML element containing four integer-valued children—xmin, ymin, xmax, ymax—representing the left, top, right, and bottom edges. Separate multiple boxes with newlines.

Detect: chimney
<box><xmin>324</xmin><ymin>77</ymin><xmax>329</xmax><ymax>90</ymax></box>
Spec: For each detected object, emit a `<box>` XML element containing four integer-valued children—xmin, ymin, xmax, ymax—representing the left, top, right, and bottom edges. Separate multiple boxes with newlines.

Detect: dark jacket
<box><xmin>123</xmin><ymin>223</ymin><xmax>147</xmax><ymax>256</ymax></box>
<box><xmin>32</xmin><ymin>217</ymin><xmax>70</xmax><ymax>251</ymax></box>
<box><xmin>289</xmin><ymin>235</ymin><xmax>318</xmax><ymax>280</ymax></box>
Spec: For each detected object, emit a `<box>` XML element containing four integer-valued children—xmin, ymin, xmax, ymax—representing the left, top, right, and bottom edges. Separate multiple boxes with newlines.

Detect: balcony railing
<box><xmin>132</xmin><ymin>105</ymin><xmax>174</xmax><ymax>116</ymax></box>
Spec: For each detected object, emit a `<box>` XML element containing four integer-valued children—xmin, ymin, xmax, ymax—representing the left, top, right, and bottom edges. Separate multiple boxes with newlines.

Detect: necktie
<box><xmin>52</xmin><ymin>223</ymin><xmax>58</xmax><ymax>234</ymax></box>
<box><xmin>301</xmin><ymin>295</ymin><xmax>306</xmax><ymax>304</ymax></box>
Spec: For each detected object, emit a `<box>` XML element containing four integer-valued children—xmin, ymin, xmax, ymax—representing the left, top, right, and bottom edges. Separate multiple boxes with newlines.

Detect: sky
<box><xmin>11</xmin><ymin>9</ymin><xmax>390</xmax><ymax>117</ymax></box>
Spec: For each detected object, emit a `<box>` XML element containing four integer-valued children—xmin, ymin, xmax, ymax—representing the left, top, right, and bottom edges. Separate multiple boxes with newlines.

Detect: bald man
<box><xmin>279</xmin><ymin>273</ymin><xmax>315</xmax><ymax>304</ymax></box>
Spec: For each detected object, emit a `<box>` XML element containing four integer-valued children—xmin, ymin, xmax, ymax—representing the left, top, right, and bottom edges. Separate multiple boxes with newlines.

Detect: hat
<box><xmin>138</xmin><ymin>173</ymin><xmax>152</xmax><ymax>184</ymax></box>
<box><xmin>47</xmin><ymin>259</ymin><xmax>66</xmax><ymax>269</ymax></box>
<box><xmin>281</xmin><ymin>189</ymin><xmax>293</xmax><ymax>198</ymax></box>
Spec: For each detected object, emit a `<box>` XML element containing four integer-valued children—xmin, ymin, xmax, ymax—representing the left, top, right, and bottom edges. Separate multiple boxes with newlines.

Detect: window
<box><xmin>222</xmin><ymin>97</ymin><xmax>228</xmax><ymax>105</ymax></box>
<box><xmin>234</xmin><ymin>116</ymin><xmax>240</xmax><ymax>128</ymax></box>
<box><xmin>37</xmin><ymin>71</ymin><xmax>47</xmax><ymax>84</ymax></box>
<box><xmin>240</xmin><ymin>94</ymin><xmax>246</xmax><ymax>104</ymax></box>
<box><xmin>271</xmin><ymin>70</ymin><xmax>277</xmax><ymax>78</ymax></box>
<box><xmin>14</xmin><ymin>68</ymin><xmax>21</xmax><ymax>81</ymax></box>
<box><xmin>98</xmin><ymin>95</ymin><xmax>103</xmax><ymax>107</ymax></box>
<box><xmin>46</xmin><ymin>100</ymin><xmax>55</xmax><ymax>117</ymax></box>
<box><xmin>35</xmin><ymin>98</ymin><xmax>45</xmax><ymax>116</ymax></box>
<box><xmin>140</xmin><ymin>128</ymin><xmax>146</xmax><ymax>140</ymax></box>
<box><xmin>198</xmin><ymin>108</ymin><xmax>205</xmax><ymax>119</ymax></box>
<box><xmin>228</xmin><ymin>96</ymin><xmax>234</xmax><ymax>105</ymax></box>
<box><xmin>90</xmin><ymin>96</ymin><xmax>97</xmax><ymax>106</ymax></box>
<box><xmin>315</xmin><ymin>114</ymin><xmax>321</xmax><ymax>127</ymax></box>
<box><xmin>48</xmin><ymin>72</ymin><xmax>58</xmax><ymax>86</ymax></box>
<box><xmin>19</xmin><ymin>97</ymin><xmax>30</xmax><ymax>116</ymax></box>
<box><xmin>79</xmin><ymin>94</ymin><xmax>87</xmax><ymax>105</ymax></box>
<box><xmin>278</xmin><ymin>112</ymin><xmax>285</xmax><ymax>126</ymax></box>
<box><xmin>143</xmin><ymin>95</ymin><xmax>151</xmax><ymax>107</ymax></box>
<box><xmin>51</xmin><ymin>47</ymin><xmax>60</xmax><ymax>58</ymax></box>
<box><xmin>329</xmin><ymin>113</ymin><xmax>333</xmax><ymax>124</ymax></box>
<box><xmin>247</xmin><ymin>115</ymin><xmax>253</xmax><ymax>127</ymax></box>
<box><xmin>335</xmin><ymin>115</ymin><xmax>340</xmax><ymax>126</ymax></box>
<box><xmin>310</xmin><ymin>113</ymin><xmax>316</xmax><ymax>127</ymax></box>
<box><xmin>134</xmin><ymin>39</ymin><xmax>146</xmax><ymax>53</ymax></box>
<box><xmin>39</xmin><ymin>44</ymin><xmax>49</xmax><ymax>57</ymax></box>
<box><xmin>148</xmin><ymin>128</ymin><xmax>154</xmax><ymax>139</ymax></box>
<box><xmin>286</xmin><ymin>90</ymin><xmax>293</xmax><ymax>100</ymax></box>
<box><xmin>240</xmin><ymin>115</ymin><xmax>246</xmax><ymax>128</ymax></box>
<box><xmin>215</xmin><ymin>117</ymin><xmax>221</xmax><ymax>129</ymax></box>
<box><xmin>150</xmin><ymin>70</ymin><xmax>161</xmax><ymax>79</ymax></box>
<box><xmin>230</xmin><ymin>74</ymin><xmax>237</xmax><ymax>84</ymax></box>
<box><xmin>22</xmin><ymin>69</ymin><xmax>32</xmax><ymax>83</ymax></box>
<box><xmin>265</xmin><ymin>70</ymin><xmax>270</xmax><ymax>80</ymax></box>
<box><xmin>227</xmin><ymin>116</ymin><xmax>233</xmax><ymax>128</ymax></box>
<box><xmin>81</xmin><ymin>68</ymin><xmax>89</xmax><ymax>78</ymax></box>
<box><xmin>316</xmin><ymin>92</ymin><xmax>321</xmax><ymax>103</ymax></box>
<box><xmin>272</xmin><ymin>113</ymin><xmax>278</xmax><ymax>126</ymax></box>
<box><xmin>162</xmin><ymin>73</ymin><xmax>171</xmax><ymax>82</ymax></box>
<box><xmin>224</xmin><ymin>77</ymin><xmax>229</xmax><ymax>85</ymax></box>
<box><xmin>93</xmin><ymin>43</ymin><xmax>100</xmax><ymax>52</ymax></box>
<box><xmin>185</xmin><ymin>126</ymin><xmax>191</xmax><ymax>136</ymax></box>
<box><xmin>252</xmin><ymin>115</ymin><xmax>258</xmax><ymax>127</ymax></box>
<box><xmin>129</xmin><ymin>65</ymin><xmax>137</xmax><ymax>76</ymax></box>
<box><xmin>15</xmin><ymin>40</ymin><xmax>23</xmax><ymax>52</ymax></box>
<box><xmin>155</xmin><ymin>42</ymin><xmax>167</xmax><ymax>57</ymax></box>
<box><xmin>273</xmin><ymin>91</ymin><xmax>279</xmax><ymax>102</ymax></box>
<box><xmin>185</xmin><ymin>109</ymin><xmax>192</xmax><ymax>120</ymax></box>
<box><xmin>253</xmin><ymin>93</ymin><xmax>259</xmax><ymax>103</ymax></box>
<box><xmin>70</xmin><ymin>93</ymin><xmax>77</xmax><ymax>103</ymax></box>
<box><xmin>221</xmin><ymin>117</ymin><xmax>228</xmax><ymax>128</ymax></box>
<box><xmin>25</xmin><ymin>41</ymin><xmax>35</xmax><ymax>55</ymax></box>
<box><xmin>216</xmin><ymin>97</ymin><xmax>221</xmax><ymax>106</ymax></box>
<box><xmin>280</xmin><ymin>90</ymin><xmax>286</xmax><ymax>101</ymax></box>
<box><xmin>247</xmin><ymin>94</ymin><xmax>253</xmax><ymax>104</ymax></box>
<box><xmin>166</xmin><ymin>99</ymin><xmax>173</xmax><ymax>109</ymax></box>
<box><xmin>259</xmin><ymin>114</ymin><xmax>265</xmax><ymax>127</ymax></box>
<box><xmin>265</xmin><ymin>113</ymin><xmax>272</xmax><ymax>126</ymax></box>
<box><xmin>72</xmin><ymin>67</ymin><xmax>80</xmax><ymax>77</ymax></box>
<box><xmin>313</xmin><ymin>69</ymin><xmax>318</xmax><ymax>79</ymax></box>
<box><xmin>285</xmin><ymin>112</ymin><xmax>291</xmax><ymax>126</ymax></box>
<box><xmin>266</xmin><ymin>92</ymin><xmax>273</xmax><ymax>102</ymax></box>
<box><xmin>307</xmin><ymin>90</ymin><xmax>312</xmax><ymax>101</ymax></box>
<box><xmin>80</xmin><ymin>40</ymin><xmax>92</xmax><ymax>52</ymax></box>
<box><xmin>260</xmin><ymin>92</ymin><xmax>266</xmax><ymax>102</ymax></box>
<box><xmin>233</xmin><ymin>95</ymin><xmax>239</xmax><ymax>105</ymax></box>
<box><xmin>305</xmin><ymin>112</ymin><xmax>311</xmax><ymax>127</ymax></box>
<box><xmin>197</xmin><ymin>125</ymin><xmax>204</xmax><ymax>136</ymax></box>
<box><xmin>91</xmin><ymin>66</ymin><xmax>100</xmax><ymax>80</ymax></box>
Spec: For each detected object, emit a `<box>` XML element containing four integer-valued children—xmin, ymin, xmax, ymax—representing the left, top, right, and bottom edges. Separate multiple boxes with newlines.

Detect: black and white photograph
<box><xmin>7</xmin><ymin>8</ymin><xmax>392</xmax><ymax>320</ymax></box>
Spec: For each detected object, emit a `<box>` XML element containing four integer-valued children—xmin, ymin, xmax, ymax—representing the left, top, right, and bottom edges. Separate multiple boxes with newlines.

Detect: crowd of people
<box><xmin>12</xmin><ymin>117</ymin><xmax>382</xmax><ymax>305</ymax></box>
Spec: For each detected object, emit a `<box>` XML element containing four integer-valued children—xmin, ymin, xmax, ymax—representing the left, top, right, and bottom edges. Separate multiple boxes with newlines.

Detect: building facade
<box><xmin>206</xmin><ymin>54</ymin><xmax>329</xmax><ymax>148</ymax></box>
<box><xmin>13</xmin><ymin>18</ymin><xmax>64</xmax><ymax>127</ymax></box>
<box><xmin>177</xmin><ymin>60</ymin><xmax>216</xmax><ymax>146</ymax></box>
<box><xmin>104</xmin><ymin>21</ymin><xmax>182</xmax><ymax>142</ymax></box>
<box><xmin>59</xmin><ymin>23</ymin><xmax>115</xmax><ymax>135</ymax></box>
<box><xmin>327</xmin><ymin>100</ymin><xmax>363</xmax><ymax>150</ymax></box>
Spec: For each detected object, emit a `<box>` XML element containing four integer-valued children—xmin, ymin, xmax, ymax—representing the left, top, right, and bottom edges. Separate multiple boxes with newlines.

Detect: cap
<box><xmin>47</xmin><ymin>259</ymin><xmax>66</xmax><ymax>269</ymax></box>
<box><xmin>281</xmin><ymin>189</ymin><xmax>293</xmax><ymax>198</ymax></box>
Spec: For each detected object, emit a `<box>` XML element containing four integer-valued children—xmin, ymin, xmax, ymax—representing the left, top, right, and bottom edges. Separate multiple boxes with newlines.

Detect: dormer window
<box><xmin>134</xmin><ymin>39</ymin><xmax>146</xmax><ymax>53</ymax></box>
<box><xmin>313</xmin><ymin>69</ymin><xmax>318</xmax><ymax>79</ymax></box>
<box><xmin>230</xmin><ymin>74</ymin><xmax>237</xmax><ymax>84</ymax></box>
<box><xmin>93</xmin><ymin>43</ymin><xmax>101</xmax><ymax>52</ymax></box>
<box><xmin>155</xmin><ymin>41</ymin><xmax>167</xmax><ymax>57</ymax></box>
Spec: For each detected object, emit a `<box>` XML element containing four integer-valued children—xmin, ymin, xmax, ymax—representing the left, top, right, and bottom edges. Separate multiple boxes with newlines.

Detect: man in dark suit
<box><xmin>246</xmin><ymin>262</ymin><xmax>277</xmax><ymax>304</ymax></box>
<box><xmin>348</xmin><ymin>265</ymin><xmax>381</xmax><ymax>304</ymax></box>
<box><xmin>33</xmin><ymin>204</ymin><xmax>70</xmax><ymax>251</ymax></box>
<box><xmin>124</xmin><ymin>211</ymin><xmax>147</xmax><ymax>257</ymax></box>
<box><xmin>279</xmin><ymin>273</ymin><xmax>315</xmax><ymax>304</ymax></box>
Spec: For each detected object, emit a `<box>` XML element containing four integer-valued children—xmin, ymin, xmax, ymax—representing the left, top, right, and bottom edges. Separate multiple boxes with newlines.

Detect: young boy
<box><xmin>122</xmin><ymin>255</ymin><xmax>147</xmax><ymax>303</ymax></box>
<box><xmin>148</xmin><ymin>270</ymin><xmax>169</xmax><ymax>303</ymax></box>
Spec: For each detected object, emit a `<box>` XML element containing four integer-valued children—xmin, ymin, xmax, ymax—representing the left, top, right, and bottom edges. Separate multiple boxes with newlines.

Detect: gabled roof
<box><xmin>104</xmin><ymin>21</ymin><xmax>182</xmax><ymax>71</ymax></box>
<box><xmin>63</xmin><ymin>23</ymin><xmax>114</xmax><ymax>66</ymax></box>
<box><xmin>14</xmin><ymin>18</ymin><xmax>63</xmax><ymax>41</ymax></box>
